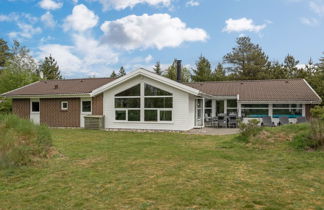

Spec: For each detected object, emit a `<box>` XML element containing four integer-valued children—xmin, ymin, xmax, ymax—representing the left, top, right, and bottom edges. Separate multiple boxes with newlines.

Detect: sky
<box><xmin>0</xmin><ymin>0</ymin><xmax>324</xmax><ymax>78</ymax></box>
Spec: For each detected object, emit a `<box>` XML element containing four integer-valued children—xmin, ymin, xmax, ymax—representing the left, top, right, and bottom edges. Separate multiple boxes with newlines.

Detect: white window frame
<box><xmin>31</xmin><ymin>99</ymin><xmax>40</xmax><ymax>113</ymax></box>
<box><xmin>61</xmin><ymin>101</ymin><xmax>68</xmax><ymax>111</ymax></box>
<box><xmin>114</xmin><ymin>82</ymin><xmax>174</xmax><ymax>123</ymax></box>
<box><xmin>81</xmin><ymin>99</ymin><xmax>92</xmax><ymax>114</ymax></box>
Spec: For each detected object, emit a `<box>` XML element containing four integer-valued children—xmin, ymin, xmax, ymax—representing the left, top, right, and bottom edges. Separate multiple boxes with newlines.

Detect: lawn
<box><xmin>0</xmin><ymin>127</ymin><xmax>323</xmax><ymax>209</ymax></box>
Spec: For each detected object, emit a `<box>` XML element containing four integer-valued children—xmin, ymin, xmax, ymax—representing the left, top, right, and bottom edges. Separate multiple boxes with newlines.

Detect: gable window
<box><xmin>114</xmin><ymin>83</ymin><xmax>173</xmax><ymax>122</ymax></box>
<box><xmin>82</xmin><ymin>101</ymin><xmax>92</xmax><ymax>113</ymax></box>
<box><xmin>61</xmin><ymin>101</ymin><xmax>68</xmax><ymax>111</ymax></box>
<box><xmin>144</xmin><ymin>84</ymin><xmax>172</xmax><ymax>122</ymax></box>
<box><xmin>114</xmin><ymin>84</ymin><xmax>141</xmax><ymax>121</ymax></box>
<box><xmin>31</xmin><ymin>101</ymin><xmax>40</xmax><ymax>113</ymax></box>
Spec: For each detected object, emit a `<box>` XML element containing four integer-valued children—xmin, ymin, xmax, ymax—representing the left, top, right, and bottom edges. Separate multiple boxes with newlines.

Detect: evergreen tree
<box><xmin>39</xmin><ymin>55</ymin><xmax>62</xmax><ymax>80</ymax></box>
<box><xmin>110</xmin><ymin>70</ymin><xmax>117</xmax><ymax>78</ymax></box>
<box><xmin>163</xmin><ymin>60</ymin><xmax>191</xmax><ymax>82</ymax></box>
<box><xmin>153</xmin><ymin>61</ymin><xmax>162</xmax><ymax>75</ymax></box>
<box><xmin>118</xmin><ymin>66</ymin><xmax>126</xmax><ymax>76</ymax></box>
<box><xmin>191</xmin><ymin>55</ymin><xmax>213</xmax><ymax>82</ymax></box>
<box><xmin>283</xmin><ymin>54</ymin><xmax>300</xmax><ymax>78</ymax></box>
<box><xmin>0</xmin><ymin>38</ymin><xmax>12</xmax><ymax>68</ymax></box>
<box><xmin>213</xmin><ymin>63</ymin><xmax>226</xmax><ymax>81</ymax></box>
<box><xmin>223</xmin><ymin>36</ymin><xmax>269</xmax><ymax>80</ymax></box>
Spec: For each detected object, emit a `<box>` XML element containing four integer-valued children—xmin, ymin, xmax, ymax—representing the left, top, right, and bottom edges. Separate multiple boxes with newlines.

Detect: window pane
<box><xmin>160</xmin><ymin>111</ymin><xmax>172</xmax><ymax>121</ymax></box>
<box><xmin>128</xmin><ymin>110</ymin><xmax>140</xmax><ymax>121</ymax></box>
<box><xmin>115</xmin><ymin>98</ymin><xmax>140</xmax><ymax>108</ymax></box>
<box><xmin>82</xmin><ymin>101</ymin><xmax>91</xmax><ymax>112</ymax></box>
<box><xmin>116</xmin><ymin>84</ymin><xmax>140</xmax><ymax>96</ymax></box>
<box><xmin>145</xmin><ymin>84</ymin><xmax>172</xmax><ymax>96</ymax></box>
<box><xmin>227</xmin><ymin>100</ymin><xmax>237</xmax><ymax>108</ymax></box>
<box><xmin>216</xmin><ymin>101</ymin><xmax>224</xmax><ymax>115</ymax></box>
<box><xmin>227</xmin><ymin>109</ymin><xmax>237</xmax><ymax>115</ymax></box>
<box><xmin>273</xmin><ymin>104</ymin><xmax>289</xmax><ymax>108</ymax></box>
<box><xmin>145</xmin><ymin>110</ymin><xmax>157</xmax><ymax>121</ymax></box>
<box><xmin>205</xmin><ymin>109</ymin><xmax>212</xmax><ymax>117</ymax></box>
<box><xmin>115</xmin><ymin>110</ymin><xmax>126</xmax><ymax>120</ymax></box>
<box><xmin>205</xmin><ymin>99</ymin><xmax>212</xmax><ymax>108</ymax></box>
<box><xmin>273</xmin><ymin>109</ymin><xmax>302</xmax><ymax>118</ymax></box>
<box><xmin>241</xmin><ymin>104</ymin><xmax>268</xmax><ymax>108</ymax></box>
<box><xmin>242</xmin><ymin>109</ymin><xmax>268</xmax><ymax>118</ymax></box>
<box><xmin>62</xmin><ymin>102</ymin><xmax>68</xmax><ymax>109</ymax></box>
<box><xmin>32</xmin><ymin>102</ymin><xmax>39</xmax><ymax>112</ymax></box>
<box><xmin>145</xmin><ymin>97</ymin><xmax>172</xmax><ymax>108</ymax></box>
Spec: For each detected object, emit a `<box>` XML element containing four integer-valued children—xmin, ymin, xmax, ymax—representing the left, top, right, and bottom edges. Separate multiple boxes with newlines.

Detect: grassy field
<box><xmin>0</xmin><ymin>126</ymin><xmax>323</xmax><ymax>209</ymax></box>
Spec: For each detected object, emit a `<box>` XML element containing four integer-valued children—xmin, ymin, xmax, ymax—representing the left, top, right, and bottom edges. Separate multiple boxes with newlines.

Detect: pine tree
<box><xmin>118</xmin><ymin>66</ymin><xmax>126</xmax><ymax>76</ymax></box>
<box><xmin>283</xmin><ymin>54</ymin><xmax>300</xmax><ymax>78</ymax></box>
<box><xmin>0</xmin><ymin>38</ymin><xmax>12</xmax><ymax>68</ymax></box>
<box><xmin>223</xmin><ymin>36</ymin><xmax>269</xmax><ymax>80</ymax></box>
<box><xmin>39</xmin><ymin>55</ymin><xmax>62</xmax><ymax>80</ymax></box>
<box><xmin>110</xmin><ymin>70</ymin><xmax>117</xmax><ymax>78</ymax></box>
<box><xmin>153</xmin><ymin>61</ymin><xmax>162</xmax><ymax>75</ymax></box>
<box><xmin>191</xmin><ymin>55</ymin><xmax>213</xmax><ymax>82</ymax></box>
<box><xmin>213</xmin><ymin>63</ymin><xmax>226</xmax><ymax>81</ymax></box>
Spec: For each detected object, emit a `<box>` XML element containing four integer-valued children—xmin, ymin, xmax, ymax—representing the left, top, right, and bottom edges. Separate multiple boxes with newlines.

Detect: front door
<box><xmin>30</xmin><ymin>99</ymin><xmax>40</xmax><ymax>124</ymax></box>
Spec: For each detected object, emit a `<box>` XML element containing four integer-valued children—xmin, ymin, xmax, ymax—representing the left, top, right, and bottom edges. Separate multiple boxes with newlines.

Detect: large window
<box><xmin>227</xmin><ymin>99</ymin><xmax>237</xmax><ymax>114</ymax></box>
<box><xmin>272</xmin><ymin>104</ymin><xmax>302</xmax><ymax>118</ymax></box>
<box><xmin>144</xmin><ymin>84</ymin><xmax>172</xmax><ymax>122</ymax></box>
<box><xmin>114</xmin><ymin>84</ymin><xmax>141</xmax><ymax>121</ymax></box>
<box><xmin>241</xmin><ymin>104</ymin><xmax>269</xmax><ymax>118</ymax></box>
<box><xmin>82</xmin><ymin>100</ymin><xmax>91</xmax><ymax>113</ymax></box>
<box><xmin>114</xmin><ymin>83</ymin><xmax>173</xmax><ymax>122</ymax></box>
<box><xmin>204</xmin><ymin>99</ymin><xmax>212</xmax><ymax>118</ymax></box>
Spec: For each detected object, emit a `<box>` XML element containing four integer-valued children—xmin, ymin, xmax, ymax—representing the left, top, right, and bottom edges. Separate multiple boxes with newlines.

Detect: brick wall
<box><xmin>12</xmin><ymin>99</ymin><xmax>30</xmax><ymax>119</ymax></box>
<box><xmin>40</xmin><ymin>98</ymin><xmax>80</xmax><ymax>127</ymax></box>
<box><xmin>92</xmin><ymin>94</ymin><xmax>103</xmax><ymax>115</ymax></box>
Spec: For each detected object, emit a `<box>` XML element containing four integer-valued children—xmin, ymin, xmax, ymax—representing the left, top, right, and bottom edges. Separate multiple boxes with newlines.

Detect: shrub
<box><xmin>310</xmin><ymin>106</ymin><xmax>324</xmax><ymax>120</ymax></box>
<box><xmin>0</xmin><ymin>114</ymin><xmax>52</xmax><ymax>168</ymax></box>
<box><xmin>237</xmin><ymin>119</ymin><xmax>261</xmax><ymax>142</ymax></box>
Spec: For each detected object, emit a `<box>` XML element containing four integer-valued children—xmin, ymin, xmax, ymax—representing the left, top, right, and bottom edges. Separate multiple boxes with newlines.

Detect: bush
<box><xmin>237</xmin><ymin>119</ymin><xmax>261</xmax><ymax>142</ymax></box>
<box><xmin>0</xmin><ymin>114</ymin><xmax>52</xmax><ymax>168</ymax></box>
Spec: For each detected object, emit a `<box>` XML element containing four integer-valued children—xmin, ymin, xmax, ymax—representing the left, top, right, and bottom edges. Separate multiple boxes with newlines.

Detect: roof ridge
<box><xmin>184</xmin><ymin>78</ymin><xmax>304</xmax><ymax>84</ymax></box>
<box><xmin>41</xmin><ymin>77</ymin><xmax>114</xmax><ymax>82</ymax></box>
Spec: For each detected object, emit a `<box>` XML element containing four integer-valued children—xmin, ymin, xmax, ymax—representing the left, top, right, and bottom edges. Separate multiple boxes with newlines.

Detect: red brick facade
<box><xmin>12</xmin><ymin>99</ymin><xmax>30</xmax><ymax>119</ymax></box>
<box><xmin>92</xmin><ymin>94</ymin><xmax>103</xmax><ymax>115</ymax></box>
<box><xmin>40</xmin><ymin>98</ymin><xmax>81</xmax><ymax>127</ymax></box>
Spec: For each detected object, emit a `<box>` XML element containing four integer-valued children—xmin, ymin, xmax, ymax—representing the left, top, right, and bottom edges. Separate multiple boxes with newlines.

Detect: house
<box><xmin>1</xmin><ymin>67</ymin><xmax>322</xmax><ymax>131</ymax></box>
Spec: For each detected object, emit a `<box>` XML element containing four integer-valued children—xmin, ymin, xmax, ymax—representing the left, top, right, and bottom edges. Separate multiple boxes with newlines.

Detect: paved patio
<box><xmin>185</xmin><ymin>127</ymin><xmax>240</xmax><ymax>136</ymax></box>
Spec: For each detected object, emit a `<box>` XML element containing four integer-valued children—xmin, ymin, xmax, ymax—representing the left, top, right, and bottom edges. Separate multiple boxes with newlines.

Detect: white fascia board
<box><xmin>7</xmin><ymin>93</ymin><xmax>91</xmax><ymax>99</ymax></box>
<box><xmin>0</xmin><ymin>81</ymin><xmax>41</xmax><ymax>97</ymax></box>
<box><xmin>91</xmin><ymin>68</ymin><xmax>200</xmax><ymax>96</ymax></box>
<box><xmin>238</xmin><ymin>100</ymin><xmax>321</xmax><ymax>104</ymax></box>
<box><xmin>303</xmin><ymin>79</ymin><xmax>322</xmax><ymax>103</ymax></box>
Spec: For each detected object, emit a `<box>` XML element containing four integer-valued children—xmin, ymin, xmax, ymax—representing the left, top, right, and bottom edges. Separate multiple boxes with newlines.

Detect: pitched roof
<box><xmin>184</xmin><ymin>79</ymin><xmax>322</xmax><ymax>103</ymax></box>
<box><xmin>2</xmin><ymin>78</ymin><xmax>115</xmax><ymax>97</ymax></box>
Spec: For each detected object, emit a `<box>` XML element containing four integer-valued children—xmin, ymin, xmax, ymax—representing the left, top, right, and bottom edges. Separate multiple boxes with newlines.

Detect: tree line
<box><xmin>152</xmin><ymin>37</ymin><xmax>324</xmax><ymax>104</ymax></box>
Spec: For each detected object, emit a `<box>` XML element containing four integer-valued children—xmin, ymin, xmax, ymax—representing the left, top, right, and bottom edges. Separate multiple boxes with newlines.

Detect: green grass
<box><xmin>0</xmin><ymin>128</ymin><xmax>323</xmax><ymax>209</ymax></box>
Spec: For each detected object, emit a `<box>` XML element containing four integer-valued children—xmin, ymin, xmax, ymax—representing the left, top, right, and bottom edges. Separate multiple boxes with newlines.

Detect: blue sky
<box><xmin>1</xmin><ymin>0</ymin><xmax>324</xmax><ymax>78</ymax></box>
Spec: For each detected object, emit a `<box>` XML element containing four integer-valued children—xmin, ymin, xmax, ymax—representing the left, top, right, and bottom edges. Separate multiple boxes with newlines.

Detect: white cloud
<box><xmin>39</xmin><ymin>0</ymin><xmax>63</xmax><ymax>10</ymax></box>
<box><xmin>309</xmin><ymin>1</ymin><xmax>324</xmax><ymax>16</ymax></box>
<box><xmin>223</xmin><ymin>18</ymin><xmax>267</xmax><ymax>33</ymax></box>
<box><xmin>72</xmin><ymin>0</ymin><xmax>78</xmax><ymax>3</ymax></box>
<box><xmin>63</xmin><ymin>4</ymin><xmax>99</xmax><ymax>32</ymax></box>
<box><xmin>37</xmin><ymin>34</ymin><xmax>118</xmax><ymax>77</ymax></box>
<box><xmin>41</xmin><ymin>12</ymin><xmax>56</xmax><ymax>28</ymax></box>
<box><xmin>144</xmin><ymin>54</ymin><xmax>153</xmax><ymax>63</ymax></box>
<box><xmin>100</xmin><ymin>13</ymin><xmax>208</xmax><ymax>50</ymax></box>
<box><xmin>97</xmin><ymin>0</ymin><xmax>172</xmax><ymax>11</ymax></box>
<box><xmin>186</xmin><ymin>0</ymin><xmax>199</xmax><ymax>7</ymax></box>
<box><xmin>0</xmin><ymin>13</ymin><xmax>19</xmax><ymax>22</ymax></box>
<box><xmin>300</xmin><ymin>17</ymin><xmax>319</xmax><ymax>26</ymax></box>
<box><xmin>8</xmin><ymin>23</ymin><xmax>42</xmax><ymax>39</ymax></box>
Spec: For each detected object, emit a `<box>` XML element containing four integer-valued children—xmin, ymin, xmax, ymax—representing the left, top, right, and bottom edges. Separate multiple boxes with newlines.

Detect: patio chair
<box><xmin>278</xmin><ymin>116</ymin><xmax>289</xmax><ymax>126</ymax></box>
<box><xmin>261</xmin><ymin>116</ymin><xmax>274</xmax><ymax>127</ymax></box>
<box><xmin>204</xmin><ymin>114</ymin><xmax>212</xmax><ymax>127</ymax></box>
<box><xmin>217</xmin><ymin>114</ymin><xmax>227</xmax><ymax>128</ymax></box>
<box><xmin>228</xmin><ymin>114</ymin><xmax>237</xmax><ymax>128</ymax></box>
<box><xmin>296</xmin><ymin>116</ymin><xmax>307</xmax><ymax>124</ymax></box>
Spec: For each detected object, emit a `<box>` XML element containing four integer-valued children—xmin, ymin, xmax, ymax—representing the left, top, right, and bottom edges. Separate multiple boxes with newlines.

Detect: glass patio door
<box><xmin>195</xmin><ymin>98</ymin><xmax>204</xmax><ymax>127</ymax></box>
